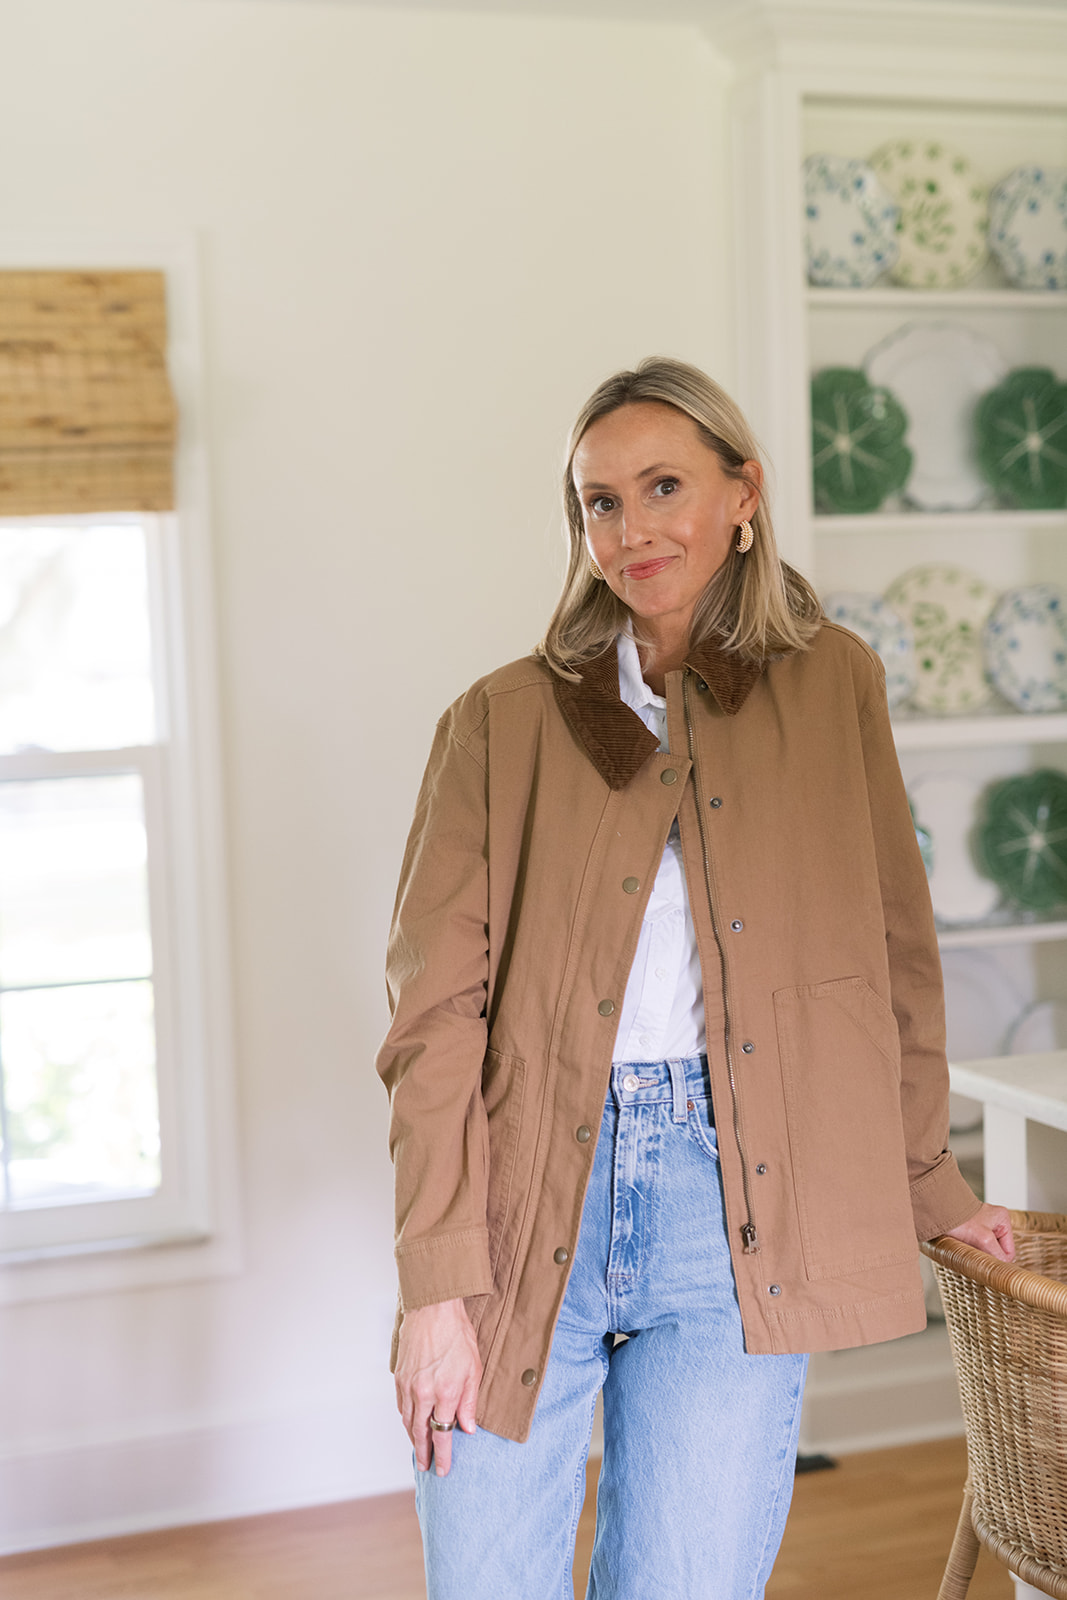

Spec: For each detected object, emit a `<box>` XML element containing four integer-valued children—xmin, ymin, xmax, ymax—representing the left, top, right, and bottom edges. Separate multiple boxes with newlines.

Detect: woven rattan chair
<box><xmin>922</xmin><ymin>1211</ymin><xmax>1067</xmax><ymax>1599</ymax></box>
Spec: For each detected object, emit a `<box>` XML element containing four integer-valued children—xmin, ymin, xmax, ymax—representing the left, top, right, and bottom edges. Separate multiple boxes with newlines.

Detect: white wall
<box><xmin>0</xmin><ymin>0</ymin><xmax>735</xmax><ymax>1548</ymax></box>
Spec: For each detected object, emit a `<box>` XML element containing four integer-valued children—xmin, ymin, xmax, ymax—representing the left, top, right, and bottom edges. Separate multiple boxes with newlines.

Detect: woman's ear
<box><xmin>739</xmin><ymin>461</ymin><xmax>763</xmax><ymax>517</ymax></box>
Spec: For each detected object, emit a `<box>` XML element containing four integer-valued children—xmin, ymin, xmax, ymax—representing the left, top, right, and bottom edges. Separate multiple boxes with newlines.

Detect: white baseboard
<box><xmin>3</xmin><ymin>1327</ymin><xmax>964</xmax><ymax>1555</ymax></box>
<box><xmin>0</xmin><ymin>1396</ymin><xmax>413</xmax><ymax>1556</ymax></box>
<box><xmin>799</xmin><ymin>1322</ymin><xmax>965</xmax><ymax>1458</ymax></box>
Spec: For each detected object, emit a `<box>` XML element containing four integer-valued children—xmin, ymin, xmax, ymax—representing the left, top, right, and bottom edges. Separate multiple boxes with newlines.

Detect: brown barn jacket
<box><xmin>376</xmin><ymin>622</ymin><xmax>981</xmax><ymax>1443</ymax></box>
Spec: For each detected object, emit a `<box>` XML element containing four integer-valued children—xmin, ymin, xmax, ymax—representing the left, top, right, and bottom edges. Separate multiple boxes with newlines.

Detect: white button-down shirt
<box><xmin>613</xmin><ymin>633</ymin><xmax>706</xmax><ymax>1063</ymax></box>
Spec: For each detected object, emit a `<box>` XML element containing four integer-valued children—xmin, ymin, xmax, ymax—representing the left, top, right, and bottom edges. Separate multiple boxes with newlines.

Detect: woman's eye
<box><xmin>589</xmin><ymin>495</ymin><xmax>616</xmax><ymax>516</ymax></box>
<box><xmin>652</xmin><ymin>478</ymin><xmax>679</xmax><ymax>497</ymax></box>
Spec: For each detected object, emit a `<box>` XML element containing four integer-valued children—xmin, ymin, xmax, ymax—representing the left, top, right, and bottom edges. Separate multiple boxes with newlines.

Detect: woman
<box><xmin>376</xmin><ymin>357</ymin><xmax>1014</xmax><ymax>1599</ymax></box>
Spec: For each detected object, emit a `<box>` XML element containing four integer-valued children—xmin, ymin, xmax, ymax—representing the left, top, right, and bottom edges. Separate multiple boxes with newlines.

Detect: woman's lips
<box><xmin>622</xmin><ymin>556</ymin><xmax>676</xmax><ymax>581</ymax></box>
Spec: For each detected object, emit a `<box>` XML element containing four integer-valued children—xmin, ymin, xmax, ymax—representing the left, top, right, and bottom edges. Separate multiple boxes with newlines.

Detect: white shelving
<box><xmin>937</xmin><ymin>918</ymin><xmax>1067</xmax><ymax>951</ymax></box>
<box><xmin>892</xmin><ymin>711</ymin><xmax>1067</xmax><ymax>750</ymax></box>
<box><xmin>816</xmin><ymin>510</ymin><xmax>1067</xmax><ymax>535</ymax></box>
<box><xmin>808</xmin><ymin>288</ymin><xmax>1067</xmax><ymax>311</ymax></box>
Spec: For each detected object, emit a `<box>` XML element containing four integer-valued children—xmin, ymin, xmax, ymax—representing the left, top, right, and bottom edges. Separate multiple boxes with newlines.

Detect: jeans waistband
<box><xmin>609</xmin><ymin>1055</ymin><xmax>710</xmax><ymax>1123</ymax></box>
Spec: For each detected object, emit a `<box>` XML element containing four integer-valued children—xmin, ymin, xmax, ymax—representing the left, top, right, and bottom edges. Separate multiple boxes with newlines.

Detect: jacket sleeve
<box><xmin>857</xmin><ymin>656</ymin><xmax>983</xmax><ymax>1241</ymax></box>
<box><xmin>375</xmin><ymin>707</ymin><xmax>494</xmax><ymax>1311</ymax></box>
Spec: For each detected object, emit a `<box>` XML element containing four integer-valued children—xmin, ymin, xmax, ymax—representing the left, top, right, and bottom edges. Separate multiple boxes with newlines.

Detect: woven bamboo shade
<box><xmin>0</xmin><ymin>270</ymin><xmax>177</xmax><ymax>515</ymax></box>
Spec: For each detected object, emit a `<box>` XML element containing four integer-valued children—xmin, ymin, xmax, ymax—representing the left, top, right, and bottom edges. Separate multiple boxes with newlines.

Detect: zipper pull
<box><xmin>741</xmin><ymin>1223</ymin><xmax>760</xmax><ymax>1254</ymax></box>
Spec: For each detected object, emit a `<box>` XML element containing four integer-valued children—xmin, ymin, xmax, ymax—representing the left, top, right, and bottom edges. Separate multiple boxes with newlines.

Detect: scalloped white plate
<box><xmin>864</xmin><ymin>323</ymin><xmax>1007</xmax><ymax>510</ymax></box>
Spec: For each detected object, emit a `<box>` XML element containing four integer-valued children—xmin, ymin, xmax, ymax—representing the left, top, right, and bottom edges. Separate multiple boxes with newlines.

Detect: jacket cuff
<box><xmin>910</xmin><ymin>1151</ymin><xmax>983</xmax><ymax>1241</ymax></box>
<box><xmin>396</xmin><ymin>1226</ymin><xmax>493</xmax><ymax>1311</ymax></box>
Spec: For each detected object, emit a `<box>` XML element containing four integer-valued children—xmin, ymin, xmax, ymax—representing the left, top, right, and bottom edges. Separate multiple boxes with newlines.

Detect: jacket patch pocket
<box><xmin>482</xmin><ymin>1048</ymin><xmax>526</xmax><ymax>1275</ymax></box>
<box><xmin>774</xmin><ymin>978</ymin><xmax>916</xmax><ymax>1281</ymax></box>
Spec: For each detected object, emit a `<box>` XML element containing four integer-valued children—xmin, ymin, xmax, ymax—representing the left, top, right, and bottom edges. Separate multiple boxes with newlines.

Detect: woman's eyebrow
<box><xmin>579</xmin><ymin>462</ymin><xmax>676</xmax><ymax>492</ymax></box>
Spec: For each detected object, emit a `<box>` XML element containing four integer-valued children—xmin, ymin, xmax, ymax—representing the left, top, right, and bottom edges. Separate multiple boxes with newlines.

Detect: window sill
<box><xmin>0</xmin><ymin>1220</ymin><xmax>242</xmax><ymax>1303</ymax></box>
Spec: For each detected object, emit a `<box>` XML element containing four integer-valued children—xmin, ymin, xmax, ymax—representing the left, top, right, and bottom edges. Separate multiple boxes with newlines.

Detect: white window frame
<box><xmin>0</xmin><ymin>234</ymin><xmax>241</xmax><ymax>1302</ymax></box>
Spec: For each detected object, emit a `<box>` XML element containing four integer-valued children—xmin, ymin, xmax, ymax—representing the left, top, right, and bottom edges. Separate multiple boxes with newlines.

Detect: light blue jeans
<box><xmin>416</xmin><ymin>1056</ymin><xmax>809</xmax><ymax>1599</ymax></box>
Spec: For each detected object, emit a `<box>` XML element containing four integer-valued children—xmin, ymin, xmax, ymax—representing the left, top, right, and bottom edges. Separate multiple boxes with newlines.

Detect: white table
<box><xmin>948</xmin><ymin>1051</ymin><xmax>1067</xmax><ymax>1600</ymax></box>
<box><xmin>949</xmin><ymin>1050</ymin><xmax>1067</xmax><ymax>1214</ymax></box>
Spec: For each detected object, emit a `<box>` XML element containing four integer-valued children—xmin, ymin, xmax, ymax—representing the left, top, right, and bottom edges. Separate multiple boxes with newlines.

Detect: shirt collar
<box><xmin>616</xmin><ymin>632</ymin><xmax>665</xmax><ymax>717</ymax></box>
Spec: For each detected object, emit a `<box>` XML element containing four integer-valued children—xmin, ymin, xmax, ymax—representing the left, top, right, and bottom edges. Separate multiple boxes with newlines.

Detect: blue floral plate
<box><xmin>803</xmin><ymin>155</ymin><xmax>900</xmax><ymax>288</ymax></box>
<box><xmin>984</xmin><ymin>583</ymin><xmax>1067</xmax><ymax>712</ymax></box>
<box><xmin>989</xmin><ymin>165</ymin><xmax>1067</xmax><ymax>291</ymax></box>
<box><xmin>823</xmin><ymin>591</ymin><xmax>916</xmax><ymax>708</ymax></box>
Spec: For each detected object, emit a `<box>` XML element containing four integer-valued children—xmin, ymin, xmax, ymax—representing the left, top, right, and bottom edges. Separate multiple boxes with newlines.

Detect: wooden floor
<box><xmin>0</xmin><ymin>1435</ymin><xmax>1011</xmax><ymax>1599</ymax></box>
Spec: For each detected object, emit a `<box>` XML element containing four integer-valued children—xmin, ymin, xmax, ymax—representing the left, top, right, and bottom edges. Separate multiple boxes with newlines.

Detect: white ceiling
<box><xmin>284</xmin><ymin>0</ymin><xmax>1067</xmax><ymax>17</ymax></box>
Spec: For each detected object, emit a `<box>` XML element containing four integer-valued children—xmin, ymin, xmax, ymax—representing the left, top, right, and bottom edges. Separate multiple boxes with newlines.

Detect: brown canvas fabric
<box><xmin>376</xmin><ymin>622</ymin><xmax>980</xmax><ymax>1443</ymax></box>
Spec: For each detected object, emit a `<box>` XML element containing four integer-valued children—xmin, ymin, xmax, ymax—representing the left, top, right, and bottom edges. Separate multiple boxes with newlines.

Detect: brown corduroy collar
<box><xmin>553</xmin><ymin>638</ymin><xmax>766</xmax><ymax>791</ymax></box>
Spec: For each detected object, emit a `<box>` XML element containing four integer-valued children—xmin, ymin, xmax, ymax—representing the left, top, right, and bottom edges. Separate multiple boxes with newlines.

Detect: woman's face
<box><xmin>572</xmin><ymin>401</ymin><xmax>762</xmax><ymax>638</ymax></box>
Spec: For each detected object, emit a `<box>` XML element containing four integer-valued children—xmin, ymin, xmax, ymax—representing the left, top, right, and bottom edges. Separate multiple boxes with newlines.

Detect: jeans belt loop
<box><xmin>667</xmin><ymin>1057</ymin><xmax>688</xmax><ymax>1124</ymax></box>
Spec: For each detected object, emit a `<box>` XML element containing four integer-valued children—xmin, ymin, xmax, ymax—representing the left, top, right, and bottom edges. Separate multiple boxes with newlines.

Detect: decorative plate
<box><xmin>884</xmin><ymin>564</ymin><xmax>996</xmax><ymax>714</ymax></box>
<box><xmin>909</xmin><ymin>798</ymin><xmax>934</xmax><ymax>877</ymax></box>
<box><xmin>984</xmin><ymin>584</ymin><xmax>1067</xmax><ymax>712</ymax></box>
<box><xmin>823</xmin><ymin>591</ymin><xmax>917</xmax><ymax>708</ymax></box>
<box><xmin>941</xmin><ymin>948</ymin><xmax>1027</xmax><ymax>1061</ymax></box>
<box><xmin>868</xmin><ymin>139</ymin><xmax>989</xmax><ymax>288</ymax></box>
<box><xmin>974</xmin><ymin>367</ymin><xmax>1067</xmax><ymax>510</ymax></box>
<box><xmin>977</xmin><ymin>768</ymin><xmax>1067</xmax><ymax>912</ymax></box>
<box><xmin>1005</xmin><ymin>999</ymin><xmax>1067</xmax><ymax>1054</ymax></box>
<box><xmin>810</xmin><ymin>367</ymin><xmax>912</xmax><ymax>513</ymax></box>
<box><xmin>803</xmin><ymin>154</ymin><xmax>900</xmax><ymax>288</ymax></box>
<box><xmin>864</xmin><ymin>323</ymin><xmax>1007</xmax><ymax>510</ymax></box>
<box><xmin>909</xmin><ymin>774</ymin><xmax>1001</xmax><ymax>924</ymax></box>
<box><xmin>989</xmin><ymin>165</ymin><xmax>1067</xmax><ymax>291</ymax></box>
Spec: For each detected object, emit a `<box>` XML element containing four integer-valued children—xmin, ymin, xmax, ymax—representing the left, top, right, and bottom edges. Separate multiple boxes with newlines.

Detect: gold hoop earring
<box><xmin>736</xmin><ymin>519</ymin><xmax>754</xmax><ymax>554</ymax></box>
<box><xmin>589</xmin><ymin>558</ymin><xmax>605</xmax><ymax>581</ymax></box>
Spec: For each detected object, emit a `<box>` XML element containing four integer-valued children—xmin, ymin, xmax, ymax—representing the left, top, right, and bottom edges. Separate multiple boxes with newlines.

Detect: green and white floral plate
<box><xmin>974</xmin><ymin>367</ymin><xmax>1067</xmax><ymax>510</ymax></box>
<box><xmin>810</xmin><ymin>367</ymin><xmax>912</xmax><ymax>513</ymax></box>
<box><xmin>869</xmin><ymin>139</ymin><xmax>988</xmax><ymax>289</ymax></box>
<box><xmin>884</xmin><ymin>564</ymin><xmax>996</xmax><ymax>714</ymax></box>
<box><xmin>977</xmin><ymin>768</ymin><xmax>1067</xmax><ymax>912</ymax></box>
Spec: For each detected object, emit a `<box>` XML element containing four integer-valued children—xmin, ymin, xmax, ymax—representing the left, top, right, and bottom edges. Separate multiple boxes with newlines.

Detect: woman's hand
<box><xmin>394</xmin><ymin>1298</ymin><xmax>482</xmax><ymax>1477</ymax></box>
<box><xmin>942</xmin><ymin>1202</ymin><xmax>1015</xmax><ymax>1262</ymax></box>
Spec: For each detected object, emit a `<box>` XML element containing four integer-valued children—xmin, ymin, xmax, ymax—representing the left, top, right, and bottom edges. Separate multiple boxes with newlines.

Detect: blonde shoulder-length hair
<box><xmin>536</xmin><ymin>356</ymin><xmax>822</xmax><ymax>681</ymax></box>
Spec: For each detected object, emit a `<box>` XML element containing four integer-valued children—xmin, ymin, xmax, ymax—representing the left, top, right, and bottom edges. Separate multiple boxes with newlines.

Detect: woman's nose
<box><xmin>619</xmin><ymin>508</ymin><xmax>653</xmax><ymax>546</ymax></box>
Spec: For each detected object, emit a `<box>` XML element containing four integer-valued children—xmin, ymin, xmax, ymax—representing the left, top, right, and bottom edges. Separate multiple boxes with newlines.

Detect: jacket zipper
<box><xmin>683</xmin><ymin>668</ymin><xmax>760</xmax><ymax>1254</ymax></box>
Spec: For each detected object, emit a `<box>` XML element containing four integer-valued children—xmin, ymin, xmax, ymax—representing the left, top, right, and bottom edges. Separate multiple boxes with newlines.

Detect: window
<box><xmin>0</xmin><ymin>255</ymin><xmax>239</xmax><ymax>1293</ymax></box>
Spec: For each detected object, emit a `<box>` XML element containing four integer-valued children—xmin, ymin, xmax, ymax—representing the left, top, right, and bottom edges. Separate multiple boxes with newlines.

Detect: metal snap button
<box><xmin>598</xmin><ymin>999</ymin><xmax>615</xmax><ymax>1016</ymax></box>
<box><xmin>709</xmin><ymin>796</ymin><xmax>722</xmax><ymax>808</ymax></box>
<box><xmin>521</xmin><ymin>1368</ymin><xmax>537</xmax><ymax>1386</ymax></box>
<box><xmin>696</xmin><ymin>680</ymin><xmax>708</xmax><ymax>692</ymax></box>
<box><xmin>730</xmin><ymin>919</ymin><xmax>744</xmax><ymax>932</ymax></box>
<box><xmin>741</xmin><ymin>1041</ymin><xmax>754</xmax><ymax>1054</ymax></box>
<box><xmin>768</xmin><ymin>1284</ymin><xmax>782</xmax><ymax>1296</ymax></box>
<box><xmin>576</xmin><ymin>1125</ymin><xmax>591</xmax><ymax>1143</ymax></box>
<box><xmin>622</xmin><ymin>876</ymin><xmax>640</xmax><ymax>893</ymax></box>
<box><xmin>660</xmin><ymin>768</ymin><xmax>678</xmax><ymax>785</ymax></box>
<box><xmin>756</xmin><ymin>1163</ymin><xmax>767</xmax><ymax>1175</ymax></box>
<box><xmin>553</xmin><ymin>1247</ymin><xmax>569</xmax><ymax>1265</ymax></box>
<box><xmin>622</xmin><ymin>1073</ymin><xmax>640</xmax><ymax>1092</ymax></box>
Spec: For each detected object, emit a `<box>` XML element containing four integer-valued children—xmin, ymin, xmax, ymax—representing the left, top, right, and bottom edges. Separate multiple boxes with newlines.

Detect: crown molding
<box><xmin>703</xmin><ymin>0</ymin><xmax>1067</xmax><ymax>85</ymax></box>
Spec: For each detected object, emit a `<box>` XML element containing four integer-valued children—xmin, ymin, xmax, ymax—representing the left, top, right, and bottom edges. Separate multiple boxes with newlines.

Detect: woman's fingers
<box><xmin>942</xmin><ymin>1202</ymin><xmax>1016</xmax><ymax>1262</ymax></box>
<box><xmin>394</xmin><ymin>1298</ymin><xmax>482</xmax><ymax>1477</ymax></box>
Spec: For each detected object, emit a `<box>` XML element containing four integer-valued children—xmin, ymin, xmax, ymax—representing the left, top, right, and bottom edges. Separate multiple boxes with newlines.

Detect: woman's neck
<box><xmin>637</xmin><ymin>619</ymin><xmax>690</xmax><ymax>696</ymax></box>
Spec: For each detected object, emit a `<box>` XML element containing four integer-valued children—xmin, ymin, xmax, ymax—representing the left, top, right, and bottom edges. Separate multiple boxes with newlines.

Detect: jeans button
<box><xmin>622</xmin><ymin>1073</ymin><xmax>640</xmax><ymax>1092</ymax></box>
